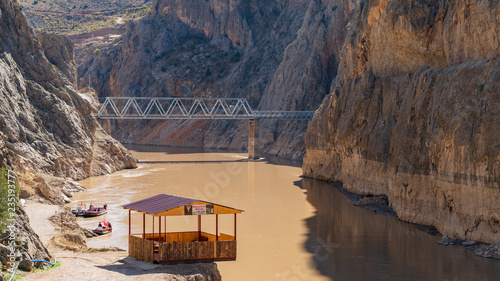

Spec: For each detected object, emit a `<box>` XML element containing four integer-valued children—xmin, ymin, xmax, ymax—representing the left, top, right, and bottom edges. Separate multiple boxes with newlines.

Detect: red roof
<box><xmin>122</xmin><ymin>194</ymin><xmax>197</xmax><ymax>215</ymax></box>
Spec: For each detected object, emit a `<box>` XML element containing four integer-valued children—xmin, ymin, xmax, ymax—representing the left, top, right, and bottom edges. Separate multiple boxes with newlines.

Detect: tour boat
<box><xmin>81</xmin><ymin>203</ymin><xmax>108</xmax><ymax>217</ymax></box>
<box><xmin>71</xmin><ymin>203</ymin><xmax>87</xmax><ymax>216</ymax></box>
<box><xmin>93</xmin><ymin>221</ymin><xmax>112</xmax><ymax>235</ymax></box>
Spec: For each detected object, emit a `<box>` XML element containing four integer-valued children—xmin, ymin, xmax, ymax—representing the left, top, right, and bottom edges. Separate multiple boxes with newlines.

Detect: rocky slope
<box><xmin>0</xmin><ymin>0</ymin><xmax>136</xmax><ymax>182</ymax></box>
<box><xmin>0</xmin><ymin>0</ymin><xmax>137</xmax><ymax>265</ymax></box>
<box><xmin>78</xmin><ymin>0</ymin><xmax>357</xmax><ymax>159</ymax></box>
<box><xmin>303</xmin><ymin>0</ymin><xmax>500</xmax><ymax>243</ymax></box>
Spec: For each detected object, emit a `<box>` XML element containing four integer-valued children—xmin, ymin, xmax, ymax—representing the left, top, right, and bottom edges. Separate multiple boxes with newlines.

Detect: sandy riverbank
<box><xmin>17</xmin><ymin>202</ymin><xmax>221</xmax><ymax>281</ymax></box>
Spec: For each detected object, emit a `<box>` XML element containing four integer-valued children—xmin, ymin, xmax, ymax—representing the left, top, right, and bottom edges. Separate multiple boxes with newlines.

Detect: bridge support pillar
<box><xmin>248</xmin><ymin>119</ymin><xmax>260</xmax><ymax>160</ymax></box>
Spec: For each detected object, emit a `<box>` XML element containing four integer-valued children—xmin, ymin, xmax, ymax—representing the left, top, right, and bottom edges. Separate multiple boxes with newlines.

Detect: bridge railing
<box><xmin>97</xmin><ymin>97</ymin><xmax>314</xmax><ymax>120</ymax></box>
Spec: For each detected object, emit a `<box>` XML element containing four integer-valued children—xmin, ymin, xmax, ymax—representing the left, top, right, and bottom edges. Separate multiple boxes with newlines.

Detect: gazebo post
<box><xmin>198</xmin><ymin>215</ymin><xmax>201</xmax><ymax>241</ymax></box>
<box><xmin>216</xmin><ymin>214</ymin><xmax>219</xmax><ymax>241</ymax></box>
<box><xmin>142</xmin><ymin>213</ymin><xmax>145</xmax><ymax>239</ymax></box>
<box><xmin>152</xmin><ymin>215</ymin><xmax>155</xmax><ymax>241</ymax></box>
<box><xmin>128</xmin><ymin>210</ymin><xmax>131</xmax><ymax>235</ymax></box>
<box><xmin>159</xmin><ymin>216</ymin><xmax>161</xmax><ymax>242</ymax></box>
<box><xmin>234</xmin><ymin>214</ymin><xmax>237</xmax><ymax>241</ymax></box>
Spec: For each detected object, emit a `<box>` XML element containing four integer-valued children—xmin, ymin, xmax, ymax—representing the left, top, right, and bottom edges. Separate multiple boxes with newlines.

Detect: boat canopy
<box><xmin>99</xmin><ymin>221</ymin><xmax>110</xmax><ymax>228</ymax></box>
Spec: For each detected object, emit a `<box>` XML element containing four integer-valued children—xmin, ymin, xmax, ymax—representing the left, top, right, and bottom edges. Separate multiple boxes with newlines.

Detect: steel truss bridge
<box><xmin>97</xmin><ymin>97</ymin><xmax>314</xmax><ymax>120</ymax></box>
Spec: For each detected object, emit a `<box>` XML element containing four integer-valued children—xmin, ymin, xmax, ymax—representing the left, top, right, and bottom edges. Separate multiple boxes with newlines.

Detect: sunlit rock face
<box><xmin>303</xmin><ymin>0</ymin><xmax>500</xmax><ymax>243</ymax></box>
<box><xmin>0</xmin><ymin>0</ymin><xmax>136</xmax><ymax>180</ymax></box>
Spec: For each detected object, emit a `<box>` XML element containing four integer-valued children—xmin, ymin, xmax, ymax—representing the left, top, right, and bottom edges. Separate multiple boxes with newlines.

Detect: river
<box><xmin>72</xmin><ymin>145</ymin><xmax>500</xmax><ymax>281</ymax></box>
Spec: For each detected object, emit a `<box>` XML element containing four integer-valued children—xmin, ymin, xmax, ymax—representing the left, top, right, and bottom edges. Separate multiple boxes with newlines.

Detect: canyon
<box><xmin>0</xmin><ymin>0</ymin><xmax>498</xmax><ymax>280</ymax></box>
<box><xmin>80</xmin><ymin>0</ymin><xmax>499</xmax><ymax>244</ymax></box>
<box><xmin>78</xmin><ymin>0</ymin><xmax>357</xmax><ymax>159</ymax></box>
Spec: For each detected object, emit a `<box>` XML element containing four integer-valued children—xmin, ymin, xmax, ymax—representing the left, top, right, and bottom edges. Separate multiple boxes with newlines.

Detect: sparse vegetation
<box><xmin>20</xmin><ymin>1</ymin><xmax>151</xmax><ymax>35</ymax></box>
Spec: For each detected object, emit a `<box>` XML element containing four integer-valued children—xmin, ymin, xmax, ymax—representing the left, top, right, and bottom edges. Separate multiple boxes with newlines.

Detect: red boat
<box><xmin>93</xmin><ymin>221</ymin><xmax>112</xmax><ymax>235</ymax></box>
<box><xmin>81</xmin><ymin>203</ymin><xmax>108</xmax><ymax>217</ymax></box>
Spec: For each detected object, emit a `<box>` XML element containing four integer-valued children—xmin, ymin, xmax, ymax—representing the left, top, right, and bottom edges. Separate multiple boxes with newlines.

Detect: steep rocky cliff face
<box><xmin>79</xmin><ymin>0</ymin><xmax>355</xmax><ymax>158</ymax></box>
<box><xmin>304</xmin><ymin>0</ymin><xmax>500</xmax><ymax>243</ymax></box>
<box><xmin>0</xmin><ymin>0</ymin><xmax>136</xmax><ymax>182</ymax></box>
<box><xmin>36</xmin><ymin>32</ymin><xmax>78</xmax><ymax>87</ymax></box>
<box><xmin>0</xmin><ymin>0</ymin><xmax>137</xmax><ymax>262</ymax></box>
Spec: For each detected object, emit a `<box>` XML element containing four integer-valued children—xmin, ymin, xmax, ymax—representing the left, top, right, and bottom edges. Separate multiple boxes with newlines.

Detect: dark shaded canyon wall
<box><xmin>303</xmin><ymin>0</ymin><xmax>500</xmax><ymax>243</ymax></box>
<box><xmin>78</xmin><ymin>0</ymin><xmax>355</xmax><ymax>158</ymax></box>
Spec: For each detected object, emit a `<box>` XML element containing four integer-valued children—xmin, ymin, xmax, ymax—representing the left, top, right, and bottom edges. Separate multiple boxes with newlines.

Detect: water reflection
<box><xmin>73</xmin><ymin>146</ymin><xmax>500</xmax><ymax>281</ymax></box>
<box><xmin>303</xmin><ymin>178</ymin><xmax>500</xmax><ymax>281</ymax></box>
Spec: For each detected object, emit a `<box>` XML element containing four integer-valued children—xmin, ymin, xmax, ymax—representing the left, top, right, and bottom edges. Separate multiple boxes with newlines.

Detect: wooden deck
<box><xmin>129</xmin><ymin>232</ymin><xmax>237</xmax><ymax>262</ymax></box>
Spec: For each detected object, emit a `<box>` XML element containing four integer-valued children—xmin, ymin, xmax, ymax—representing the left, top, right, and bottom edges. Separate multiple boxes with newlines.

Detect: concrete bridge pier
<box><xmin>248</xmin><ymin>119</ymin><xmax>260</xmax><ymax>160</ymax></box>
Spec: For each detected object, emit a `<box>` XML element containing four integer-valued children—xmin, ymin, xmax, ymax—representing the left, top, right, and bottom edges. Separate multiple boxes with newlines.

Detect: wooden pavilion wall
<box><xmin>159</xmin><ymin>240</ymin><xmax>237</xmax><ymax>261</ymax></box>
<box><xmin>129</xmin><ymin>235</ymin><xmax>154</xmax><ymax>263</ymax></box>
<box><xmin>128</xmin><ymin>233</ymin><xmax>237</xmax><ymax>262</ymax></box>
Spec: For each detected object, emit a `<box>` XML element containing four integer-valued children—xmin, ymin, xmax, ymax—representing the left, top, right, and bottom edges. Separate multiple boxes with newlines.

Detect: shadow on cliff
<box><xmin>138</xmin><ymin>159</ymin><xmax>248</xmax><ymax>164</ymax></box>
<box><xmin>124</xmin><ymin>144</ymin><xmax>247</xmax><ymax>155</ymax></box>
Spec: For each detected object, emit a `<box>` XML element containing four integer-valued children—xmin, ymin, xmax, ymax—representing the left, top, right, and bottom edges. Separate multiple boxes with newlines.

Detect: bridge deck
<box><xmin>97</xmin><ymin>97</ymin><xmax>314</xmax><ymax>120</ymax></box>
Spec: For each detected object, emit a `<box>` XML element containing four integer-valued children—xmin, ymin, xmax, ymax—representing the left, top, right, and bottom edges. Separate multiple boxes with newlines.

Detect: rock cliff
<box><xmin>36</xmin><ymin>32</ymin><xmax>78</xmax><ymax>87</ymax></box>
<box><xmin>303</xmin><ymin>0</ymin><xmax>500</xmax><ymax>243</ymax></box>
<box><xmin>0</xmin><ymin>0</ymin><xmax>136</xmax><ymax>181</ymax></box>
<box><xmin>0</xmin><ymin>0</ymin><xmax>137</xmax><ymax>263</ymax></box>
<box><xmin>78</xmin><ymin>0</ymin><xmax>357</xmax><ymax>158</ymax></box>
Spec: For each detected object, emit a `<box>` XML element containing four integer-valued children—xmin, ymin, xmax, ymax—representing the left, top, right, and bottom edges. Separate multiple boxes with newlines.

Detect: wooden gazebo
<box><xmin>122</xmin><ymin>194</ymin><xmax>243</xmax><ymax>263</ymax></box>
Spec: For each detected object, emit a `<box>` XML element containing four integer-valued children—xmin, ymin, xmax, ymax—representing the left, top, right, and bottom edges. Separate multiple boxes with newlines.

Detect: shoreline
<box><xmin>318</xmin><ymin>180</ymin><xmax>500</xmax><ymax>260</ymax></box>
<box><xmin>13</xmin><ymin>200</ymin><xmax>221</xmax><ymax>281</ymax></box>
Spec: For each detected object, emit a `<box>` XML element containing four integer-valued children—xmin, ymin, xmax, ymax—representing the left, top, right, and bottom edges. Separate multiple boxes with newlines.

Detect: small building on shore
<box><xmin>122</xmin><ymin>194</ymin><xmax>243</xmax><ymax>263</ymax></box>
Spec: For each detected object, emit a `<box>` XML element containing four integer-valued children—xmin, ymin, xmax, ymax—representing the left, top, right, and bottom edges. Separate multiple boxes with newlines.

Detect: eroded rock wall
<box><xmin>79</xmin><ymin>0</ymin><xmax>356</xmax><ymax>158</ymax></box>
<box><xmin>304</xmin><ymin>0</ymin><xmax>500</xmax><ymax>243</ymax></box>
<box><xmin>0</xmin><ymin>0</ymin><xmax>136</xmax><ymax>181</ymax></box>
<box><xmin>0</xmin><ymin>0</ymin><xmax>138</xmax><ymax>264</ymax></box>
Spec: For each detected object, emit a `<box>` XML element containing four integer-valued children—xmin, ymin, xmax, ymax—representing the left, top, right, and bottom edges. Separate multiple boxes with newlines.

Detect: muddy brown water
<box><xmin>72</xmin><ymin>145</ymin><xmax>500</xmax><ymax>281</ymax></box>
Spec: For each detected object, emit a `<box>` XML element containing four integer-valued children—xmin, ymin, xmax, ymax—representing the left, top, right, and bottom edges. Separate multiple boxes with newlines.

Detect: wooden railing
<box><xmin>129</xmin><ymin>232</ymin><xmax>237</xmax><ymax>262</ymax></box>
<box><xmin>129</xmin><ymin>235</ymin><xmax>154</xmax><ymax>263</ymax></box>
<box><xmin>137</xmin><ymin>231</ymin><xmax>234</xmax><ymax>243</ymax></box>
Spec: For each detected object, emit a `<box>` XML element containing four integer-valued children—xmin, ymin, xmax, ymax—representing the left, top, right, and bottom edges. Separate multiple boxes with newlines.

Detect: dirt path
<box><xmin>21</xmin><ymin>250</ymin><xmax>220</xmax><ymax>281</ymax></box>
<box><xmin>24</xmin><ymin>202</ymin><xmax>61</xmax><ymax>249</ymax></box>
